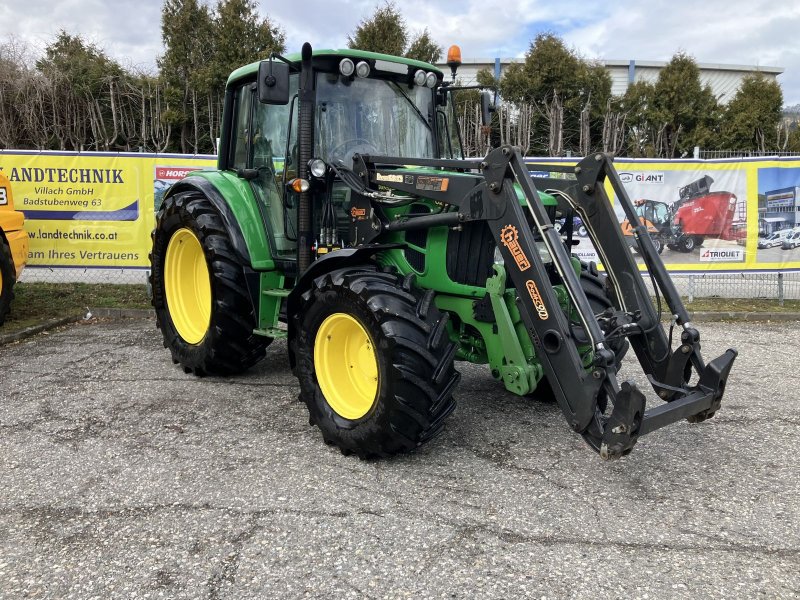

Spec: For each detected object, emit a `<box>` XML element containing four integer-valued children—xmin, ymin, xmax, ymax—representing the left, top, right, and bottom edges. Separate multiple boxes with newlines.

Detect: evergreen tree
<box><xmin>721</xmin><ymin>72</ymin><xmax>783</xmax><ymax>152</ymax></box>
<box><xmin>210</xmin><ymin>0</ymin><xmax>286</xmax><ymax>91</ymax></box>
<box><xmin>159</xmin><ymin>0</ymin><xmax>214</xmax><ymax>153</ymax></box>
<box><xmin>406</xmin><ymin>29</ymin><xmax>442</xmax><ymax>64</ymax></box>
<box><xmin>498</xmin><ymin>33</ymin><xmax>611</xmax><ymax>154</ymax></box>
<box><xmin>621</xmin><ymin>80</ymin><xmax>658</xmax><ymax>157</ymax></box>
<box><xmin>36</xmin><ymin>32</ymin><xmax>127</xmax><ymax>150</ymax></box>
<box><xmin>347</xmin><ymin>2</ymin><xmax>407</xmax><ymax>56</ymax></box>
<box><xmin>649</xmin><ymin>52</ymin><xmax>720</xmax><ymax>157</ymax></box>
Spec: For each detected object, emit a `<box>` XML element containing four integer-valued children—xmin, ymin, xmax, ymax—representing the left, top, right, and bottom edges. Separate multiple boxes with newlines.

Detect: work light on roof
<box><xmin>339</xmin><ymin>58</ymin><xmax>355</xmax><ymax>77</ymax></box>
<box><xmin>356</xmin><ymin>61</ymin><xmax>371</xmax><ymax>78</ymax></box>
<box><xmin>425</xmin><ymin>72</ymin><xmax>437</xmax><ymax>88</ymax></box>
<box><xmin>414</xmin><ymin>69</ymin><xmax>427</xmax><ymax>86</ymax></box>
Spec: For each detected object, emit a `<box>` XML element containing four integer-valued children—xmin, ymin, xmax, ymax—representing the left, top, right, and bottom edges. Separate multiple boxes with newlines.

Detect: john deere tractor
<box><xmin>151</xmin><ymin>44</ymin><xmax>736</xmax><ymax>459</ymax></box>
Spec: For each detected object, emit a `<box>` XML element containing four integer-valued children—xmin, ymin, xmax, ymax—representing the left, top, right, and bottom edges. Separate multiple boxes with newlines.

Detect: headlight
<box><xmin>425</xmin><ymin>72</ymin><xmax>437</xmax><ymax>88</ymax></box>
<box><xmin>535</xmin><ymin>241</ymin><xmax>553</xmax><ymax>264</ymax></box>
<box><xmin>493</xmin><ymin>246</ymin><xmax>504</xmax><ymax>265</ymax></box>
<box><xmin>309</xmin><ymin>158</ymin><xmax>326</xmax><ymax>178</ymax></box>
<box><xmin>414</xmin><ymin>69</ymin><xmax>427</xmax><ymax>86</ymax></box>
<box><xmin>339</xmin><ymin>58</ymin><xmax>355</xmax><ymax>77</ymax></box>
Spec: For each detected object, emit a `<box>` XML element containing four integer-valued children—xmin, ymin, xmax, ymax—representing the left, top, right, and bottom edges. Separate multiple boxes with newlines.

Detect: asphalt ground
<box><xmin>1</xmin><ymin>318</ymin><xmax>798</xmax><ymax>599</ymax></box>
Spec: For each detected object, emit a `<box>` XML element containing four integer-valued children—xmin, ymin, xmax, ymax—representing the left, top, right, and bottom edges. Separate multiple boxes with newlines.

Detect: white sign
<box><xmin>573</xmin><ymin>248</ymin><xmax>600</xmax><ymax>263</ymax></box>
<box><xmin>619</xmin><ymin>172</ymin><xmax>665</xmax><ymax>185</ymax></box>
<box><xmin>699</xmin><ymin>248</ymin><xmax>745</xmax><ymax>262</ymax></box>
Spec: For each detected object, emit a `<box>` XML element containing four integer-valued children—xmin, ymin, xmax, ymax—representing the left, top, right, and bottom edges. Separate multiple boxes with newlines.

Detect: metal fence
<box><xmin>648</xmin><ymin>271</ymin><xmax>799</xmax><ymax>304</ymax></box>
<box><xmin>698</xmin><ymin>149</ymin><xmax>800</xmax><ymax>160</ymax></box>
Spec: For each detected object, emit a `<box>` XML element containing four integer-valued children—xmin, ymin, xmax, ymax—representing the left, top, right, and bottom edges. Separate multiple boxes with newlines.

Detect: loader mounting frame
<box><xmin>360</xmin><ymin>146</ymin><xmax>737</xmax><ymax>459</ymax></box>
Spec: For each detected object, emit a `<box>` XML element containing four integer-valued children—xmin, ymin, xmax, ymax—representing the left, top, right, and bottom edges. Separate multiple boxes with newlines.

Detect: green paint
<box><xmin>258</xmin><ymin>271</ymin><xmax>289</xmax><ymax>338</ymax></box>
<box><xmin>184</xmin><ymin>170</ymin><xmax>275</xmax><ymax>270</ymax></box>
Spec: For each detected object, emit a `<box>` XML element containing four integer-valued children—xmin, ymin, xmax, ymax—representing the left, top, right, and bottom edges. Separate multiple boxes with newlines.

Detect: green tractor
<box><xmin>150</xmin><ymin>44</ymin><xmax>736</xmax><ymax>459</ymax></box>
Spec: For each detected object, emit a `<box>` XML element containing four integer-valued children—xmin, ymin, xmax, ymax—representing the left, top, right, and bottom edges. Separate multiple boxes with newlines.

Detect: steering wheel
<box><xmin>329</xmin><ymin>138</ymin><xmax>380</xmax><ymax>164</ymax></box>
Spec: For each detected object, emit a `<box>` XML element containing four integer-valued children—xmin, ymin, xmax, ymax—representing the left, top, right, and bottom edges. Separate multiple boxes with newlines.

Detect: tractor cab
<box><xmin>220</xmin><ymin>48</ymin><xmax>466</xmax><ymax>272</ymax></box>
<box><xmin>633</xmin><ymin>198</ymin><xmax>670</xmax><ymax>229</ymax></box>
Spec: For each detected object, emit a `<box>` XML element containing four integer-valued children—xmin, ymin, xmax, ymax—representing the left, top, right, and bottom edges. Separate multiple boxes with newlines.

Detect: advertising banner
<box><xmin>0</xmin><ymin>151</ymin><xmax>215</xmax><ymax>269</ymax></box>
<box><xmin>0</xmin><ymin>151</ymin><xmax>798</xmax><ymax>273</ymax></box>
<box><xmin>529</xmin><ymin>157</ymin><xmax>800</xmax><ymax>272</ymax></box>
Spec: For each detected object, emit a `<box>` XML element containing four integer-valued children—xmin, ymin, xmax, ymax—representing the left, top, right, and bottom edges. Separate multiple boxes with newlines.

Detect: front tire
<box><xmin>0</xmin><ymin>240</ymin><xmax>16</xmax><ymax>326</ymax></box>
<box><xmin>150</xmin><ymin>191</ymin><xmax>269</xmax><ymax>375</ymax></box>
<box><xmin>293</xmin><ymin>266</ymin><xmax>459</xmax><ymax>458</ymax></box>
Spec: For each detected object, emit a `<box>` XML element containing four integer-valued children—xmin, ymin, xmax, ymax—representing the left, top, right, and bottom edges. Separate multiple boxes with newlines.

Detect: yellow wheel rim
<box><xmin>314</xmin><ymin>313</ymin><xmax>379</xmax><ymax>420</ymax></box>
<box><xmin>164</xmin><ymin>228</ymin><xmax>211</xmax><ymax>345</ymax></box>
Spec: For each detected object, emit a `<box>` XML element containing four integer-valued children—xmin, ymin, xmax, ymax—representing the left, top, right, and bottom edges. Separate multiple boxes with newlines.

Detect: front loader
<box><xmin>150</xmin><ymin>43</ymin><xmax>736</xmax><ymax>460</ymax></box>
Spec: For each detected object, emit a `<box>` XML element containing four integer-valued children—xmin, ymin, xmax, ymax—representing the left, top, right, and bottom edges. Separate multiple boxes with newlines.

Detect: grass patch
<box><xmin>685</xmin><ymin>297</ymin><xmax>800</xmax><ymax>313</ymax></box>
<box><xmin>2</xmin><ymin>282</ymin><xmax>150</xmax><ymax>336</ymax></box>
<box><xmin>1</xmin><ymin>281</ymin><xmax>797</xmax><ymax>340</ymax></box>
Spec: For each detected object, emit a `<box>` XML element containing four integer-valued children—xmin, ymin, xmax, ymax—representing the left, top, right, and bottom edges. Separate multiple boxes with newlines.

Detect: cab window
<box><xmin>228</xmin><ymin>76</ymin><xmax>300</xmax><ymax>256</ymax></box>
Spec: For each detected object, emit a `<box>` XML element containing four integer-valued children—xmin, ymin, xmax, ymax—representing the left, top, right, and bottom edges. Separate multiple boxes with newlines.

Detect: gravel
<box><xmin>0</xmin><ymin>317</ymin><xmax>798</xmax><ymax>599</ymax></box>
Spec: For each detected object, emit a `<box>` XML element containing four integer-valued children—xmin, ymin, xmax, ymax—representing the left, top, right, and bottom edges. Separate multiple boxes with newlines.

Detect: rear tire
<box><xmin>0</xmin><ymin>240</ymin><xmax>15</xmax><ymax>326</ymax></box>
<box><xmin>293</xmin><ymin>266</ymin><xmax>459</xmax><ymax>458</ymax></box>
<box><xmin>150</xmin><ymin>191</ymin><xmax>269</xmax><ymax>375</ymax></box>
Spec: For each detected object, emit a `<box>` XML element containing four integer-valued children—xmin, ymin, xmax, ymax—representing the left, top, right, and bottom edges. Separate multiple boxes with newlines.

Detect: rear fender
<box><xmin>163</xmin><ymin>171</ymin><xmax>274</xmax><ymax>270</ymax></box>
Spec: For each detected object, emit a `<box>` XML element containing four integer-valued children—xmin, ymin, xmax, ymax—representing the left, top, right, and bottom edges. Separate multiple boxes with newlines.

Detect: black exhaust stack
<box><xmin>297</xmin><ymin>42</ymin><xmax>314</xmax><ymax>274</ymax></box>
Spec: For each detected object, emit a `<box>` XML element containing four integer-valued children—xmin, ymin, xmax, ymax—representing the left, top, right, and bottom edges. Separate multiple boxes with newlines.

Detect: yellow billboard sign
<box><xmin>528</xmin><ymin>156</ymin><xmax>800</xmax><ymax>272</ymax></box>
<box><xmin>0</xmin><ymin>151</ymin><xmax>215</xmax><ymax>269</ymax></box>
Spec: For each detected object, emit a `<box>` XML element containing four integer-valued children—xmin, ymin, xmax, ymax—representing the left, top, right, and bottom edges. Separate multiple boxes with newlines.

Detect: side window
<box><xmin>224</xmin><ymin>76</ymin><xmax>300</xmax><ymax>256</ymax></box>
<box><xmin>437</xmin><ymin>111</ymin><xmax>453</xmax><ymax>158</ymax></box>
<box><xmin>253</xmin><ymin>74</ymin><xmax>299</xmax><ymax>177</ymax></box>
<box><xmin>230</xmin><ymin>84</ymin><xmax>255</xmax><ymax>169</ymax></box>
<box><xmin>437</xmin><ymin>92</ymin><xmax>464</xmax><ymax>159</ymax></box>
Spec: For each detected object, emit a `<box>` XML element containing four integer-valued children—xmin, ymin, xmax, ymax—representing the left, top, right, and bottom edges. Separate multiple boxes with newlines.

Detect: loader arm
<box><xmin>360</xmin><ymin>146</ymin><xmax>737</xmax><ymax>459</ymax></box>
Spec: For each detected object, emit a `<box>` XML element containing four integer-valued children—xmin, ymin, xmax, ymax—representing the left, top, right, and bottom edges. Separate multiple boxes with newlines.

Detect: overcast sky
<box><xmin>2</xmin><ymin>0</ymin><xmax>799</xmax><ymax>104</ymax></box>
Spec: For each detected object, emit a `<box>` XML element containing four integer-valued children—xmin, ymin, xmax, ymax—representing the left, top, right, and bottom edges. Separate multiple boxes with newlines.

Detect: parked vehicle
<box><xmin>0</xmin><ymin>172</ymin><xmax>29</xmax><ymax>325</ymax></box>
<box><xmin>781</xmin><ymin>230</ymin><xmax>800</xmax><ymax>249</ymax></box>
<box><xmin>758</xmin><ymin>229</ymin><xmax>793</xmax><ymax>249</ymax></box>
<box><xmin>150</xmin><ymin>43</ymin><xmax>736</xmax><ymax>460</ymax></box>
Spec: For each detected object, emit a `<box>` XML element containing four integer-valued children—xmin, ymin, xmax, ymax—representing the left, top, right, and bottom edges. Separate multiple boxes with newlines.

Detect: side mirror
<box><xmin>258</xmin><ymin>59</ymin><xmax>289</xmax><ymax>105</ymax></box>
<box><xmin>480</xmin><ymin>91</ymin><xmax>494</xmax><ymax>126</ymax></box>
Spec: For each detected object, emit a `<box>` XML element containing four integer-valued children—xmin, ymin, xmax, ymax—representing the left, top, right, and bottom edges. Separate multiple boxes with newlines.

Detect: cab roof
<box><xmin>227</xmin><ymin>48</ymin><xmax>443</xmax><ymax>88</ymax></box>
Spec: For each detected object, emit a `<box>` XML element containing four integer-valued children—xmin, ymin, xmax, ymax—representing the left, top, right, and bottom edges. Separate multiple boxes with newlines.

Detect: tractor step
<box><xmin>263</xmin><ymin>288</ymin><xmax>291</xmax><ymax>298</ymax></box>
<box><xmin>254</xmin><ymin>326</ymin><xmax>287</xmax><ymax>339</ymax></box>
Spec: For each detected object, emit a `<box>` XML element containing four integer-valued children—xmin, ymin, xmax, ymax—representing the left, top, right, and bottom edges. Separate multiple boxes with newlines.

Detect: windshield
<box><xmin>315</xmin><ymin>72</ymin><xmax>435</xmax><ymax>164</ymax></box>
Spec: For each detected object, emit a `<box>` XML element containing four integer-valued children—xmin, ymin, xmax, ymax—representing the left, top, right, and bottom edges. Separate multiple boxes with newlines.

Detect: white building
<box><xmin>438</xmin><ymin>58</ymin><xmax>783</xmax><ymax>103</ymax></box>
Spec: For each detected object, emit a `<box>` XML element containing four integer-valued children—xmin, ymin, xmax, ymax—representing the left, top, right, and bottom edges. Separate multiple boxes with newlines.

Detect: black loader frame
<box><xmin>354</xmin><ymin>146</ymin><xmax>737</xmax><ymax>459</ymax></box>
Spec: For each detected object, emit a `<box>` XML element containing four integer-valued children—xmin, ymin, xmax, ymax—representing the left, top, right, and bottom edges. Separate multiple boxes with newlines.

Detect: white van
<box><xmin>758</xmin><ymin>229</ymin><xmax>793</xmax><ymax>248</ymax></box>
<box><xmin>782</xmin><ymin>229</ymin><xmax>800</xmax><ymax>250</ymax></box>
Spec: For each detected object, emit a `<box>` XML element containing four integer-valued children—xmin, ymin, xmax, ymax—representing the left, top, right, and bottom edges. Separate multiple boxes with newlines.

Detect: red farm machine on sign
<box><xmin>622</xmin><ymin>175</ymin><xmax>743</xmax><ymax>253</ymax></box>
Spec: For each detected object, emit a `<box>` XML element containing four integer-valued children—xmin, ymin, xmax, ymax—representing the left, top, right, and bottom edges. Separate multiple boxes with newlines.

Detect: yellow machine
<box><xmin>0</xmin><ymin>172</ymin><xmax>29</xmax><ymax>325</ymax></box>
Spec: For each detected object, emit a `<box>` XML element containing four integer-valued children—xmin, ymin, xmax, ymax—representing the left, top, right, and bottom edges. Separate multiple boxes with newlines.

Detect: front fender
<box><xmin>286</xmin><ymin>244</ymin><xmax>404</xmax><ymax>371</ymax></box>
